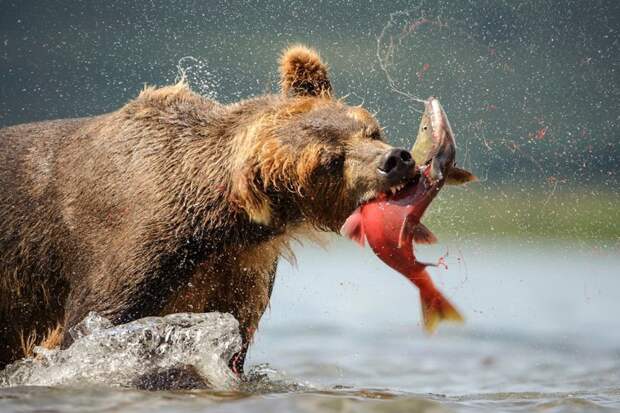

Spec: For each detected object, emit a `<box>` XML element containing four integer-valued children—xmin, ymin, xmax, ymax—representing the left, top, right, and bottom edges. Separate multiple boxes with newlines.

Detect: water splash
<box><xmin>175</xmin><ymin>56</ymin><xmax>220</xmax><ymax>100</ymax></box>
<box><xmin>376</xmin><ymin>9</ymin><xmax>440</xmax><ymax>108</ymax></box>
<box><xmin>0</xmin><ymin>312</ymin><xmax>241</xmax><ymax>389</ymax></box>
<box><xmin>242</xmin><ymin>363</ymin><xmax>314</xmax><ymax>394</ymax></box>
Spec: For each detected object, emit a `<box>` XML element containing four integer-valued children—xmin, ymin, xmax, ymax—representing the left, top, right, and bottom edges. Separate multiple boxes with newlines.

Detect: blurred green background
<box><xmin>0</xmin><ymin>0</ymin><xmax>617</xmax><ymax>241</ymax></box>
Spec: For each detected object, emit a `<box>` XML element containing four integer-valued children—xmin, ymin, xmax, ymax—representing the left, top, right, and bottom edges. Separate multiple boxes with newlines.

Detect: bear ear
<box><xmin>279</xmin><ymin>45</ymin><xmax>332</xmax><ymax>98</ymax></box>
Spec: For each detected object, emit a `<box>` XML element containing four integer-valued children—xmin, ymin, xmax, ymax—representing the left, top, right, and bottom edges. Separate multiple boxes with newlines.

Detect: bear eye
<box><xmin>325</xmin><ymin>155</ymin><xmax>344</xmax><ymax>172</ymax></box>
<box><xmin>319</xmin><ymin>152</ymin><xmax>344</xmax><ymax>175</ymax></box>
<box><xmin>369</xmin><ymin>129</ymin><xmax>382</xmax><ymax>140</ymax></box>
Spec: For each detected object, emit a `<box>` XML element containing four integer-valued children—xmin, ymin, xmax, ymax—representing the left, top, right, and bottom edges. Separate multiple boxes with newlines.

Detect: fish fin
<box><xmin>398</xmin><ymin>216</ymin><xmax>417</xmax><ymax>249</ymax></box>
<box><xmin>446</xmin><ymin>167</ymin><xmax>477</xmax><ymax>185</ymax></box>
<box><xmin>418</xmin><ymin>272</ymin><xmax>464</xmax><ymax>333</ymax></box>
<box><xmin>412</xmin><ymin>223</ymin><xmax>438</xmax><ymax>245</ymax></box>
<box><xmin>340</xmin><ymin>209</ymin><xmax>366</xmax><ymax>247</ymax></box>
<box><xmin>415</xmin><ymin>260</ymin><xmax>437</xmax><ymax>267</ymax></box>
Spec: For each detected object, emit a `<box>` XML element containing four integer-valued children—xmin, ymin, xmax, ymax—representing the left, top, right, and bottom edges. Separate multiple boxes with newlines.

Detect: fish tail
<box><xmin>416</xmin><ymin>272</ymin><xmax>464</xmax><ymax>333</ymax></box>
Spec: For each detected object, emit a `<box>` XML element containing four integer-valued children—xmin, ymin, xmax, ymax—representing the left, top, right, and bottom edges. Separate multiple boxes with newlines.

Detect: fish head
<box><xmin>411</xmin><ymin>103</ymin><xmax>433</xmax><ymax>166</ymax></box>
<box><xmin>413</xmin><ymin>97</ymin><xmax>456</xmax><ymax>184</ymax></box>
<box><xmin>386</xmin><ymin>98</ymin><xmax>457</xmax><ymax>208</ymax></box>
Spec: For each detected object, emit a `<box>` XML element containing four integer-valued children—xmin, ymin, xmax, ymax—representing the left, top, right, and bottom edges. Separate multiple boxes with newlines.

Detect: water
<box><xmin>0</xmin><ymin>312</ymin><xmax>240</xmax><ymax>389</ymax></box>
<box><xmin>1</xmin><ymin>238</ymin><xmax>618</xmax><ymax>412</ymax></box>
<box><xmin>1</xmin><ymin>1</ymin><xmax>617</xmax><ymax>411</ymax></box>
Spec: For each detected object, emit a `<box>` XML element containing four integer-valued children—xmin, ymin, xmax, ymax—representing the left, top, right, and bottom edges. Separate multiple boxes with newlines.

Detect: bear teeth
<box><xmin>389</xmin><ymin>183</ymin><xmax>405</xmax><ymax>195</ymax></box>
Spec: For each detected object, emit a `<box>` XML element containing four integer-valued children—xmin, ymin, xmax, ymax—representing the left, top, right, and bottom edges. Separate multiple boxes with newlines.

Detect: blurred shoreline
<box><xmin>423</xmin><ymin>185</ymin><xmax>619</xmax><ymax>242</ymax></box>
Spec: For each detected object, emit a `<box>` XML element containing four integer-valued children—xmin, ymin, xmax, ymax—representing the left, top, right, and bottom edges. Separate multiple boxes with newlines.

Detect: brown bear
<box><xmin>0</xmin><ymin>45</ymin><xmax>415</xmax><ymax>372</ymax></box>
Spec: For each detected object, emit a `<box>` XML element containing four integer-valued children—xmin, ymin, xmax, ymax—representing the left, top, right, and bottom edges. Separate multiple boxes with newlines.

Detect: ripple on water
<box><xmin>0</xmin><ymin>384</ymin><xmax>618</xmax><ymax>413</ymax></box>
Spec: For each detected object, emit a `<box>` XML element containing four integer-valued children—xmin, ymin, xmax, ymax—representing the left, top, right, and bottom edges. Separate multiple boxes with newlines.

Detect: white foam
<box><xmin>0</xmin><ymin>312</ymin><xmax>241</xmax><ymax>389</ymax></box>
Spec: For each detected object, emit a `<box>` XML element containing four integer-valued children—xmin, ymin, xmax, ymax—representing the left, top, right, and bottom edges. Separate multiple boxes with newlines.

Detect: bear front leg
<box><xmin>228</xmin><ymin>257</ymin><xmax>278</xmax><ymax>376</ymax></box>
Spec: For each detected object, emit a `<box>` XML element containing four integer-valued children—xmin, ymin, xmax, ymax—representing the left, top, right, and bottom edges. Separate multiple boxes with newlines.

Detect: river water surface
<box><xmin>1</xmin><ymin>238</ymin><xmax>619</xmax><ymax>412</ymax></box>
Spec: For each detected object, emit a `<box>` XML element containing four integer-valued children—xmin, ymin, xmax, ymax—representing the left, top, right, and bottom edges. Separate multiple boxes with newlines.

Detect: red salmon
<box><xmin>341</xmin><ymin>97</ymin><xmax>474</xmax><ymax>332</ymax></box>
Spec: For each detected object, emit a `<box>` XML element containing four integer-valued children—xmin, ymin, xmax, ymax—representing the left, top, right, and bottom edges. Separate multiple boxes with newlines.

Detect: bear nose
<box><xmin>377</xmin><ymin>148</ymin><xmax>414</xmax><ymax>180</ymax></box>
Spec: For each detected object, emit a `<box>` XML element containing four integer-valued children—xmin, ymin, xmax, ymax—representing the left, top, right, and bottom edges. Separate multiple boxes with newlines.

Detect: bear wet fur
<box><xmin>0</xmin><ymin>45</ymin><xmax>416</xmax><ymax>370</ymax></box>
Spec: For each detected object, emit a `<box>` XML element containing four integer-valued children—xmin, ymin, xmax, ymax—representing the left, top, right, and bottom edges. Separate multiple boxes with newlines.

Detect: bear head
<box><xmin>230</xmin><ymin>45</ymin><xmax>416</xmax><ymax>232</ymax></box>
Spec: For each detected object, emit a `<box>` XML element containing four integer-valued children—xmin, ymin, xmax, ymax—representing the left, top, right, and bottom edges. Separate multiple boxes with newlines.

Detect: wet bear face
<box><xmin>231</xmin><ymin>46</ymin><xmax>416</xmax><ymax>231</ymax></box>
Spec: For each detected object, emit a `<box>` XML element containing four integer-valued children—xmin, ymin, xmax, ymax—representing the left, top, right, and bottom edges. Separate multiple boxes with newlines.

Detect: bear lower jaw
<box><xmin>356</xmin><ymin>181</ymin><xmax>413</xmax><ymax>207</ymax></box>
